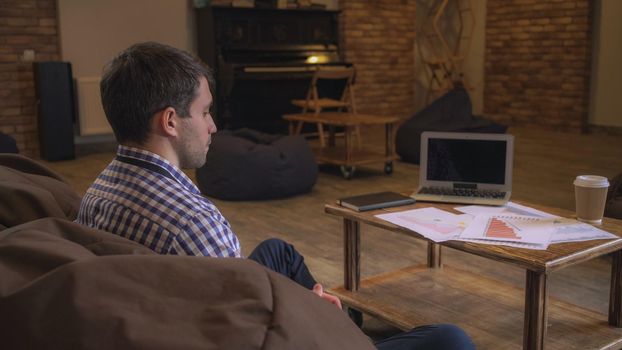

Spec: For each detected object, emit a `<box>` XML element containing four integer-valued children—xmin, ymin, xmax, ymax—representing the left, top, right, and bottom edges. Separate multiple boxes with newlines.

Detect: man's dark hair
<box><xmin>100</xmin><ymin>42</ymin><xmax>214</xmax><ymax>144</ymax></box>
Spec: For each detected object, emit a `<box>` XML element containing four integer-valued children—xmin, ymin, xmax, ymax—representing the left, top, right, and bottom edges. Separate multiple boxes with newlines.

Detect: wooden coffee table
<box><xmin>283</xmin><ymin>112</ymin><xmax>399</xmax><ymax>179</ymax></box>
<box><xmin>325</xmin><ymin>199</ymin><xmax>622</xmax><ymax>350</ymax></box>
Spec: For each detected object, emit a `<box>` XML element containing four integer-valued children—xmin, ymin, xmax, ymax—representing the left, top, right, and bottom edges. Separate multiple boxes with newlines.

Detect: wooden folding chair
<box><xmin>291</xmin><ymin>66</ymin><xmax>361</xmax><ymax>147</ymax></box>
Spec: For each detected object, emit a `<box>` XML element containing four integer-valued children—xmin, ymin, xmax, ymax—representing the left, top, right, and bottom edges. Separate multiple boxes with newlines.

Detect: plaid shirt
<box><xmin>76</xmin><ymin>145</ymin><xmax>241</xmax><ymax>257</ymax></box>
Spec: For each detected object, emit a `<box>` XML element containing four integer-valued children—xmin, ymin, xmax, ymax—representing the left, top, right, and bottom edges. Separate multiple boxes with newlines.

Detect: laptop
<box><xmin>411</xmin><ymin>131</ymin><xmax>515</xmax><ymax>206</ymax></box>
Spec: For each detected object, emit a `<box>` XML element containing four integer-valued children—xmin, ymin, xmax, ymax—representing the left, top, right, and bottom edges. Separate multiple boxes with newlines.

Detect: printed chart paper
<box><xmin>376</xmin><ymin>207</ymin><xmax>471</xmax><ymax>242</ymax></box>
<box><xmin>374</xmin><ymin>203</ymin><xmax>617</xmax><ymax>250</ymax></box>
<box><xmin>456</xmin><ymin>202</ymin><xmax>617</xmax><ymax>243</ymax></box>
<box><xmin>455</xmin><ymin>202</ymin><xmax>558</xmax><ymax>219</ymax></box>
<box><xmin>459</xmin><ymin>214</ymin><xmax>556</xmax><ymax>247</ymax></box>
<box><xmin>549</xmin><ymin>218</ymin><xmax>618</xmax><ymax>243</ymax></box>
<box><xmin>457</xmin><ymin>237</ymin><xmax>550</xmax><ymax>250</ymax></box>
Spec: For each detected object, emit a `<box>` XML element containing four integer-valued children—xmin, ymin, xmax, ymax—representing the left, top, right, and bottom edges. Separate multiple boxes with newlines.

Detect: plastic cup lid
<box><xmin>573</xmin><ymin>175</ymin><xmax>609</xmax><ymax>188</ymax></box>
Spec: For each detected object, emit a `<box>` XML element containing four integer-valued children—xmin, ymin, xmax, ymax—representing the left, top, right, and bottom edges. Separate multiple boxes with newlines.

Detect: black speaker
<box><xmin>33</xmin><ymin>61</ymin><xmax>76</xmax><ymax>161</ymax></box>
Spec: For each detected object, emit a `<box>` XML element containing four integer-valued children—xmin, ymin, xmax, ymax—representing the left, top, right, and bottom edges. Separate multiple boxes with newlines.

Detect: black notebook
<box><xmin>338</xmin><ymin>191</ymin><xmax>416</xmax><ymax>212</ymax></box>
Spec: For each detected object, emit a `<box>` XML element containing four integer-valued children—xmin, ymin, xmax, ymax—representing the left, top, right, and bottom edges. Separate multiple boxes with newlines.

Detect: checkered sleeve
<box><xmin>173</xmin><ymin>210</ymin><xmax>242</xmax><ymax>258</ymax></box>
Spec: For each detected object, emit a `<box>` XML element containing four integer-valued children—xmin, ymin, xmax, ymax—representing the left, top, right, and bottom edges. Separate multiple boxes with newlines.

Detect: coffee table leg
<box><xmin>609</xmin><ymin>250</ymin><xmax>622</xmax><ymax>326</ymax></box>
<box><xmin>523</xmin><ymin>270</ymin><xmax>548</xmax><ymax>350</ymax></box>
<box><xmin>344</xmin><ymin>218</ymin><xmax>360</xmax><ymax>291</ymax></box>
<box><xmin>427</xmin><ymin>242</ymin><xmax>442</xmax><ymax>268</ymax></box>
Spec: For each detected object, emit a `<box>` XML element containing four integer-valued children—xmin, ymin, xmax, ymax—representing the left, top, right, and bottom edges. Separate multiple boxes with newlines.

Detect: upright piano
<box><xmin>196</xmin><ymin>6</ymin><xmax>350</xmax><ymax>133</ymax></box>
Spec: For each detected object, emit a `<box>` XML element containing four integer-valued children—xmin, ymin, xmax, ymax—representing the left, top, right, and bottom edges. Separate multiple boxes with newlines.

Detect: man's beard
<box><xmin>175</xmin><ymin>134</ymin><xmax>208</xmax><ymax>169</ymax></box>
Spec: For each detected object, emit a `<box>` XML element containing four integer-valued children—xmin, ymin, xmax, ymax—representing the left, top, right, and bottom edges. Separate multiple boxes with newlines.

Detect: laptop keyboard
<box><xmin>418</xmin><ymin>187</ymin><xmax>506</xmax><ymax>199</ymax></box>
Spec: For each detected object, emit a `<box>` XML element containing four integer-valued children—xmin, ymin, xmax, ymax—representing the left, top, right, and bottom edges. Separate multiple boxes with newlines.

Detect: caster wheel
<box><xmin>346</xmin><ymin>307</ymin><xmax>364</xmax><ymax>328</ymax></box>
<box><xmin>340</xmin><ymin>165</ymin><xmax>356</xmax><ymax>179</ymax></box>
<box><xmin>384</xmin><ymin>161</ymin><xmax>393</xmax><ymax>174</ymax></box>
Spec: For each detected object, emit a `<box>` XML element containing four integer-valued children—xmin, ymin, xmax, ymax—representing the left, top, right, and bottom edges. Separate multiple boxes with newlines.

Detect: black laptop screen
<box><xmin>427</xmin><ymin>138</ymin><xmax>507</xmax><ymax>185</ymax></box>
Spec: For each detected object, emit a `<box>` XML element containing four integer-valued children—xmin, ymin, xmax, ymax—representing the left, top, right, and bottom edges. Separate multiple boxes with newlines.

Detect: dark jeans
<box><xmin>375</xmin><ymin>324</ymin><xmax>475</xmax><ymax>350</ymax></box>
<box><xmin>247</xmin><ymin>238</ymin><xmax>317</xmax><ymax>289</ymax></box>
<box><xmin>249</xmin><ymin>239</ymin><xmax>475</xmax><ymax>350</ymax></box>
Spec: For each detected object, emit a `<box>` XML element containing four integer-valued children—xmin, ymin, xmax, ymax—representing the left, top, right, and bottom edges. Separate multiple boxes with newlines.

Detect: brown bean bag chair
<box><xmin>0</xmin><ymin>154</ymin><xmax>81</xmax><ymax>229</ymax></box>
<box><xmin>0</xmin><ymin>218</ymin><xmax>373</xmax><ymax>350</ymax></box>
<box><xmin>0</xmin><ymin>155</ymin><xmax>373</xmax><ymax>350</ymax></box>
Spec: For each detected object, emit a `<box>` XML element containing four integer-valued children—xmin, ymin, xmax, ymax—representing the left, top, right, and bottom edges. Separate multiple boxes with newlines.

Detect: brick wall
<box><xmin>0</xmin><ymin>0</ymin><xmax>60</xmax><ymax>157</ymax></box>
<box><xmin>0</xmin><ymin>1</ymin><xmax>598</xmax><ymax>156</ymax></box>
<box><xmin>484</xmin><ymin>0</ymin><xmax>592</xmax><ymax>131</ymax></box>
<box><xmin>340</xmin><ymin>0</ymin><xmax>416</xmax><ymax>119</ymax></box>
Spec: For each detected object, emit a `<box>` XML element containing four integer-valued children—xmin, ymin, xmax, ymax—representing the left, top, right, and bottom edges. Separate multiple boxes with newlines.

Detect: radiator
<box><xmin>75</xmin><ymin>77</ymin><xmax>112</xmax><ymax>136</ymax></box>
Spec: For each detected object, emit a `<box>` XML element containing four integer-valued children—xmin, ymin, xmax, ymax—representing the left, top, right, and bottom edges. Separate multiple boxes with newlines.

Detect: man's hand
<box><xmin>312</xmin><ymin>283</ymin><xmax>342</xmax><ymax>310</ymax></box>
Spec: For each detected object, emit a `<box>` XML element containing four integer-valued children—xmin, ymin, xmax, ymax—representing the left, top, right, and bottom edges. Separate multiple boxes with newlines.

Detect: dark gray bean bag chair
<box><xmin>606</xmin><ymin>172</ymin><xmax>622</xmax><ymax>220</ymax></box>
<box><xmin>196</xmin><ymin>129</ymin><xmax>317</xmax><ymax>201</ymax></box>
<box><xmin>396</xmin><ymin>87</ymin><xmax>507</xmax><ymax>164</ymax></box>
<box><xmin>0</xmin><ymin>132</ymin><xmax>18</xmax><ymax>153</ymax></box>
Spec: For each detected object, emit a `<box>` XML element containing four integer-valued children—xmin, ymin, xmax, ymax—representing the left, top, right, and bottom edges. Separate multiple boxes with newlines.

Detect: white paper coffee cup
<box><xmin>574</xmin><ymin>175</ymin><xmax>609</xmax><ymax>224</ymax></box>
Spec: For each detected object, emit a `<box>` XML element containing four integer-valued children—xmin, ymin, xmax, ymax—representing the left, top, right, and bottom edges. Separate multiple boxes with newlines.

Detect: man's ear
<box><xmin>153</xmin><ymin>107</ymin><xmax>179</xmax><ymax>137</ymax></box>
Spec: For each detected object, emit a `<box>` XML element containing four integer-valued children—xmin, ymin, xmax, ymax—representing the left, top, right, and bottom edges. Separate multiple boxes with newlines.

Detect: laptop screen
<box><xmin>427</xmin><ymin>138</ymin><xmax>507</xmax><ymax>185</ymax></box>
<box><xmin>419</xmin><ymin>132</ymin><xmax>515</xmax><ymax>191</ymax></box>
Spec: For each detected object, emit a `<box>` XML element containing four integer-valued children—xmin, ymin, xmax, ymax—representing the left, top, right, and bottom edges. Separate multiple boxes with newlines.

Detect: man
<box><xmin>77</xmin><ymin>42</ymin><xmax>474</xmax><ymax>350</ymax></box>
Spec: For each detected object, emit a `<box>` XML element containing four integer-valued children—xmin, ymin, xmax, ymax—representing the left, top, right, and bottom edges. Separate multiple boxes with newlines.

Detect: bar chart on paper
<box><xmin>460</xmin><ymin>214</ymin><xmax>556</xmax><ymax>248</ymax></box>
<box><xmin>485</xmin><ymin>217</ymin><xmax>521</xmax><ymax>239</ymax></box>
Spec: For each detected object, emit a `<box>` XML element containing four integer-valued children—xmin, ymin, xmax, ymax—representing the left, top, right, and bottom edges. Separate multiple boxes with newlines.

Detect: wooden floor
<box><xmin>42</xmin><ymin>126</ymin><xmax>622</xmax><ymax>347</ymax></box>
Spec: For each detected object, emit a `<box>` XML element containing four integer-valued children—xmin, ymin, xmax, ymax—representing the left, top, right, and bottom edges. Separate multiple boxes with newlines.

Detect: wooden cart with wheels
<box><xmin>284</xmin><ymin>112</ymin><xmax>399</xmax><ymax>179</ymax></box>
